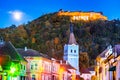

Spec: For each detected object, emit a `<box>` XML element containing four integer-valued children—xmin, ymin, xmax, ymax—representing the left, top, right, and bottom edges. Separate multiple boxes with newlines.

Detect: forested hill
<box><xmin>0</xmin><ymin>12</ymin><xmax>120</xmax><ymax>66</ymax></box>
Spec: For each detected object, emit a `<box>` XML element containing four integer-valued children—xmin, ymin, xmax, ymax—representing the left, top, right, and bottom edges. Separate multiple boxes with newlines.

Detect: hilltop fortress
<box><xmin>57</xmin><ymin>9</ymin><xmax>107</xmax><ymax>21</ymax></box>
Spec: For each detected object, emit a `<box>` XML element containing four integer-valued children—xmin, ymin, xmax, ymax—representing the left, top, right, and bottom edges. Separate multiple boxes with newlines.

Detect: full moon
<box><xmin>9</xmin><ymin>11</ymin><xmax>23</xmax><ymax>21</ymax></box>
<box><xmin>13</xmin><ymin>11</ymin><xmax>22</xmax><ymax>21</ymax></box>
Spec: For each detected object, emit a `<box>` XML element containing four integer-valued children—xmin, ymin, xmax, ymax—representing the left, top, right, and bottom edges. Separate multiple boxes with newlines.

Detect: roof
<box><xmin>69</xmin><ymin>33</ymin><xmax>77</xmax><ymax>45</ymax></box>
<box><xmin>113</xmin><ymin>44</ymin><xmax>120</xmax><ymax>56</ymax></box>
<box><xmin>57</xmin><ymin>60</ymin><xmax>76</xmax><ymax>70</ymax></box>
<box><xmin>80</xmin><ymin>68</ymin><xmax>91</xmax><ymax>74</ymax></box>
<box><xmin>60</xmin><ymin>63</ymin><xmax>76</xmax><ymax>70</ymax></box>
<box><xmin>17</xmin><ymin>48</ymin><xmax>51</xmax><ymax>59</ymax></box>
<box><xmin>88</xmin><ymin>67</ymin><xmax>95</xmax><ymax>71</ymax></box>
<box><xmin>68</xmin><ymin>23</ymin><xmax>77</xmax><ymax>45</ymax></box>
<box><xmin>0</xmin><ymin>41</ymin><xmax>24</xmax><ymax>61</ymax></box>
<box><xmin>99</xmin><ymin>49</ymin><xmax>109</xmax><ymax>58</ymax></box>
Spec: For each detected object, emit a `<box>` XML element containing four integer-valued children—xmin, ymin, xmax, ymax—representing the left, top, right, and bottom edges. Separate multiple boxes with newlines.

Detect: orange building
<box><xmin>57</xmin><ymin>10</ymin><xmax>107</xmax><ymax>21</ymax></box>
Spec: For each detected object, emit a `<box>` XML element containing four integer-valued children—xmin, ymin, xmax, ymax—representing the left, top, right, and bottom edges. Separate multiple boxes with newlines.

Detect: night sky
<box><xmin>0</xmin><ymin>0</ymin><xmax>120</xmax><ymax>28</ymax></box>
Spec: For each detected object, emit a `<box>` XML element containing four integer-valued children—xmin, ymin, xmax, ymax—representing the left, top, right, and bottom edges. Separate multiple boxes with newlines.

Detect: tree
<box><xmin>79</xmin><ymin>52</ymin><xmax>89</xmax><ymax>71</ymax></box>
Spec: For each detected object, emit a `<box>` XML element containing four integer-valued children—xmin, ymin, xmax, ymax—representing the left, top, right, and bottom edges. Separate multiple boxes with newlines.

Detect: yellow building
<box><xmin>95</xmin><ymin>45</ymin><xmax>120</xmax><ymax>80</ymax></box>
<box><xmin>95</xmin><ymin>45</ymin><xmax>113</xmax><ymax>80</ymax></box>
<box><xmin>57</xmin><ymin>10</ymin><xmax>107</xmax><ymax>21</ymax></box>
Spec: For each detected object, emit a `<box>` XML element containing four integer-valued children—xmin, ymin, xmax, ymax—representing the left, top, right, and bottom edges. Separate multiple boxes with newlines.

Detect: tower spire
<box><xmin>64</xmin><ymin>22</ymin><xmax>80</xmax><ymax>75</ymax></box>
<box><xmin>70</xmin><ymin>22</ymin><xmax>73</xmax><ymax>33</ymax></box>
<box><xmin>68</xmin><ymin>22</ymin><xmax>77</xmax><ymax>44</ymax></box>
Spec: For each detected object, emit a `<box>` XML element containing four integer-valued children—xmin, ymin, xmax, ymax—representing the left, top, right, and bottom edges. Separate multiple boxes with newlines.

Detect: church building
<box><xmin>63</xmin><ymin>23</ymin><xmax>80</xmax><ymax>75</ymax></box>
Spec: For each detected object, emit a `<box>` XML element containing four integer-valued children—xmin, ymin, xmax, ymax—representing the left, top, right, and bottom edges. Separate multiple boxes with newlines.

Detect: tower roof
<box><xmin>68</xmin><ymin>23</ymin><xmax>77</xmax><ymax>45</ymax></box>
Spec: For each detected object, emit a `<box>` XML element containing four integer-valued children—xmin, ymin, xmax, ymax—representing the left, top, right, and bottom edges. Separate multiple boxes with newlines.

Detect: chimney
<box><xmin>24</xmin><ymin>46</ymin><xmax>27</xmax><ymax>51</ymax></box>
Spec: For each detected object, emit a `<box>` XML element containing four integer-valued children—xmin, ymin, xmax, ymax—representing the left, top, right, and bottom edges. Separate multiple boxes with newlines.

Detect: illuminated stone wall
<box><xmin>57</xmin><ymin>11</ymin><xmax>107</xmax><ymax>21</ymax></box>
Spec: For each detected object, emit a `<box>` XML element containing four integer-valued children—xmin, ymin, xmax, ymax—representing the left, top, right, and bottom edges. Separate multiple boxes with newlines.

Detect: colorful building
<box><xmin>0</xmin><ymin>40</ymin><xmax>27</xmax><ymax>80</ymax></box>
<box><xmin>51</xmin><ymin>58</ymin><xmax>60</xmax><ymax>80</ymax></box>
<box><xmin>17</xmin><ymin>48</ymin><xmax>76</xmax><ymax>80</ymax></box>
<box><xmin>17</xmin><ymin>48</ymin><xmax>52</xmax><ymax>80</ymax></box>
<box><xmin>57</xmin><ymin>9</ymin><xmax>107</xmax><ymax>21</ymax></box>
<box><xmin>58</xmin><ymin>60</ymin><xmax>76</xmax><ymax>80</ymax></box>
<box><xmin>95</xmin><ymin>46</ymin><xmax>111</xmax><ymax>80</ymax></box>
<box><xmin>111</xmin><ymin>44</ymin><xmax>120</xmax><ymax>80</ymax></box>
<box><xmin>95</xmin><ymin>44</ymin><xmax>120</xmax><ymax>80</ymax></box>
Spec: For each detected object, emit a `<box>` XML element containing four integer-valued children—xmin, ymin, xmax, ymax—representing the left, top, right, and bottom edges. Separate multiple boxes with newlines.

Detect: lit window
<box><xmin>31</xmin><ymin>65</ymin><xmax>33</xmax><ymax>70</ymax></box>
<box><xmin>35</xmin><ymin>64</ymin><xmax>38</xmax><ymax>70</ymax></box>
<box><xmin>21</xmin><ymin>64</ymin><xmax>26</xmax><ymax>70</ymax></box>
<box><xmin>24</xmin><ymin>65</ymin><xmax>26</xmax><ymax>70</ymax></box>
<box><xmin>21</xmin><ymin>64</ymin><xmax>22</xmax><ymax>69</ymax></box>
<box><xmin>32</xmin><ymin>75</ymin><xmax>36</xmax><ymax>80</ymax></box>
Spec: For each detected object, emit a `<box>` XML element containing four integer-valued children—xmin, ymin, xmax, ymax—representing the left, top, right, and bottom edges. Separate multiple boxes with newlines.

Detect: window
<box><xmin>21</xmin><ymin>64</ymin><xmax>22</xmax><ymax>69</ymax></box>
<box><xmin>35</xmin><ymin>64</ymin><xmax>38</xmax><ymax>70</ymax></box>
<box><xmin>32</xmin><ymin>75</ymin><xmax>36</xmax><ymax>80</ymax></box>
<box><xmin>24</xmin><ymin>65</ymin><xmax>26</xmax><ymax>70</ymax></box>
<box><xmin>31</xmin><ymin>65</ymin><xmax>33</xmax><ymax>70</ymax></box>
<box><xmin>21</xmin><ymin>64</ymin><xmax>25</xmax><ymax>70</ymax></box>
<box><xmin>74</xmin><ymin>50</ymin><xmax>76</xmax><ymax>53</ymax></box>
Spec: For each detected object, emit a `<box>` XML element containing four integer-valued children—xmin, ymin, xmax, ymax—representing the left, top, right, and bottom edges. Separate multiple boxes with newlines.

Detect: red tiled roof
<box><xmin>57</xmin><ymin>60</ymin><xmax>76</xmax><ymax>70</ymax></box>
<box><xmin>60</xmin><ymin>63</ymin><xmax>76</xmax><ymax>70</ymax></box>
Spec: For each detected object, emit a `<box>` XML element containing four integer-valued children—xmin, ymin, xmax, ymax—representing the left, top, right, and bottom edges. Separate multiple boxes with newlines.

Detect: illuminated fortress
<box><xmin>57</xmin><ymin>9</ymin><xmax>107</xmax><ymax>21</ymax></box>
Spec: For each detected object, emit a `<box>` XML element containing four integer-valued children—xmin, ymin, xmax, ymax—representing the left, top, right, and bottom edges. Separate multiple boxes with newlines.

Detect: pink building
<box><xmin>17</xmin><ymin>48</ymin><xmax>52</xmax><ymax>80</ymax></box>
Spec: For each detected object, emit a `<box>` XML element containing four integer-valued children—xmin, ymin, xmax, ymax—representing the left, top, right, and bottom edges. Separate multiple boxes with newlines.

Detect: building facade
<box><xmin>18</xmin><ymin>48</ymin><xmax>76</xmax><ymax>80</ymax></box>
<box><xmin>0</xmin><ymin>40</ymin><xmax>27</xmax><ymax>80</ymax></box>
<box><xmin>17</xmin><ymin>48</ymin><xmax>53</xmax><ymax>80</ymax></box>
<box><xmin>95</xmin><ymin>44</ymin><xmax>120</xmax><ymax>80</ymax></box>
<box><xmin>51</xmin><ymin>58</ymin><xmax>60</xmax><ymax>80</ymax></box>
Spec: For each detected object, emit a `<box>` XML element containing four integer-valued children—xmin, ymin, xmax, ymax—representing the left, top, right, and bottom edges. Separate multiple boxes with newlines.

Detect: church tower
<box><xmin>63</xmin><ymin>22</ymin><xmax>79</xmax><ymax>75</ymax></box>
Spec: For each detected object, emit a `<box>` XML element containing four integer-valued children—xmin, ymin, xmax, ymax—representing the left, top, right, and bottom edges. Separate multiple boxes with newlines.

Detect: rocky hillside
<box><xmin>0</xmin><ymin>12</ymin><xmax>120</xmax><ymax>66</ymax></box>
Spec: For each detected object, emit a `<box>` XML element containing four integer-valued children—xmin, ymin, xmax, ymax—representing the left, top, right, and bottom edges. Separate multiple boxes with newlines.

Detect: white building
<box><xmin>63</xmin><ymin>22</ymin><xmax>80</xmax><ymax>75</ymax></box>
